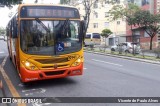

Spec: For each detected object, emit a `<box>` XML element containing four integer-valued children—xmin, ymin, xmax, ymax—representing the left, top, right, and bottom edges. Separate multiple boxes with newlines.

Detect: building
<box><xmin>156</xmin><ymin>0</ymin><xmax>160</xmax><ymax>45</ymax></box>
<box><xmin>61</xmin><ymin>0</ymin><xmax>160</xmax><ymax>48</ymax></box>
<box><xmin>75</xmin><ymin>0</ymin><xmax>127</xmax><ymax>45</ymax></box>
<box><xmin>126</xmin><ymin>0</ymin><xmax>159</xmax><ymax>49</ymax></box>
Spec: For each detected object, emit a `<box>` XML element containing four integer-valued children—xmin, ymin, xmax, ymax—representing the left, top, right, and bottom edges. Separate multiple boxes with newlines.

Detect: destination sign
<box><xmin>20</xmin><ymin>6</ymin><xmax>80</xmax><ymax>18</ymax></box>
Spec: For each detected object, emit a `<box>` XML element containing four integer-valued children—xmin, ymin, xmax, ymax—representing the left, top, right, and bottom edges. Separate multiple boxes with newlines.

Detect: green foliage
<box><xmin>60</xmin><ymin>0</ymin><xmax>70</xmax><ymax>4</ymax></box>
<box><xmin>134</xmin><ymin>10</ymin><xmax>160</xmax><ymax>29</ymax></box>
<box><xmin>134</xmin><ymin>10</ymin><xmax>160</xmax><ymax>50</ymax></box>
<box><xmin>0</xmin><ymin>0</ymin><xmax>22</xmax><ymax>6</ymax></box>
<box><xmin>109</xmin><ymin>5</ymin><xmax>124</xmax><ymax>20</ymax></box>
<box><xmin>60</xmin><ymin>0</ymin><xmax>98</xmax><ymax>35</ymax></box>
<box><xmin>109</xmin><ymin>3</ymin><xmax>140</xmax><ymax>25</ymax></box>
<box><xmin>101</xmin><ymin>29</ymin><xmax>112</xmax><ymax>38</ymax></box>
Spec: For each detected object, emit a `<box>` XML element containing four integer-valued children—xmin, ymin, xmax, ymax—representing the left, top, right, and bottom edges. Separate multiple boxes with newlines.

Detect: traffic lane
<box><xmin>84</xmin><ymin>59</ymin><xmax>160</xmax><ymax>97</ymax></box>
<box><xmin>2</xmin><ymin>57</ymin><xmax>160</xmax><ymax>106</ymax></box>
<box><xmin>0</xmin><ymin>40</ymin><xmax>8</xmax><ymax>57</ymax></box>
<box><xmin>3</xmin><ymin>55</ymin><xmax>160</xmax><ymax>98</ymax></box>
<box><xmin>0</xmin><ymin>40</ymin><xmax>8</xmax><ymax>53</ymax></box>
<box><xmin>3</xmin><ymin>63</ymin><xmax>160</xmax><ymax>106</ymax></box>
<box><xmin>85</xmin><ymin>52</ymin><xmax>160</xmax><ymax>82</ymax></box>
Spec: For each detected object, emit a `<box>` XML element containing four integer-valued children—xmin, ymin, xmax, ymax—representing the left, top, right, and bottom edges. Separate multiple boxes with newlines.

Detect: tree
<box><xmin>60</xmin><ymin>0</ymin><xmax>102</xmax><ymax>35</ymax></box>
<box><xmin>134</xmin><ymin>10</ymin><xmax>160</xmax><ymax>50</ymax></box>
<box><xmin>60</xmin><ymin>0</ymin><xmax>71</xmax><ymax>4</ymax></box>
<box><xmin>101</xmin><ymin>28</ymin><xmax>112</xmax><ymax>50</ymax></box>
<box><xmin>0</xmin><ymin>0</ymin><xmax>22</xmax><ymax>7</ymax></box>
<box><xmin>109</xmin><ymin>3</ymin><xmax>140</xmax><ymax>37</ymax></box>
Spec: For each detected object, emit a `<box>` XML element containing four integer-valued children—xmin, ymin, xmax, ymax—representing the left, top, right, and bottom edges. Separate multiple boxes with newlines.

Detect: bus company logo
<box><xmin>68</xmin><ymin>55</ymin><xmax>76</xmax><ymax>60</ymax></box>
<box><xmin>54</xmin><ymin>64</ymin><xmax>58</xmax><ymax>69</ymax></box>
<box><xmin>2</xmin><ymin>98</ymin><xmax>11</xmax><ymax>103</ymax></box>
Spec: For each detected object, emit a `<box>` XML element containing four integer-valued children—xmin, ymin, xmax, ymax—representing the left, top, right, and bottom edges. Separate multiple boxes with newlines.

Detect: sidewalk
<box><xmin>84</xmin><ymin>46</ymin><xmax>160</xmax><ymax>65</ymax></box>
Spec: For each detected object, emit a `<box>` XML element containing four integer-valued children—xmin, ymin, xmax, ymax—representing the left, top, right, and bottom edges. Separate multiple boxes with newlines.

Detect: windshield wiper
<box><xmin>35</xmin><ymin>18</ymin><xmax>50</xmax><ymax>33</ymax></box>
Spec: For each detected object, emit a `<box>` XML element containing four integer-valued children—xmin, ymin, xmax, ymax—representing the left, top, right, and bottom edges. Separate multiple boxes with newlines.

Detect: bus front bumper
<box><xmin>20</xmin><ymin>63</ymin><xmax>83</xmax><ymax>83</ymax></box>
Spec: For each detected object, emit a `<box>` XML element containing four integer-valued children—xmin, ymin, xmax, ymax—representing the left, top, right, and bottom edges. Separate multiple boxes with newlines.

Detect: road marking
<box><xmin>92</xmin><ymin>59</ymin><xmax>123</xmax><ymax>67</ymax></box>
<box><xmin>33</xmin><ymin>103</ymin><xmax>52</xmax><ymax>106</ymax></box>
<box><xmin>1</xmin><ymin>56</ymin><xmax>7</xmax><ymax>67</ymax></box>
<box><xmin>0</xmin><ymin>56</ymin><xmax>26</xmax><ymax>106</ymax></box>
<box><xmin>22</xmin><ymin>88</ymin><xmax>46</xmax><ymax>96</ymax></box>
<box><xmin>32</xmin><ymin>97</ymin><xmax>61</xmax><ymax>106</ymax></box>
<box><xmin>0</xmin><ymin>51</ymin><xmax>4</xmax><ymax>54</ymax></box>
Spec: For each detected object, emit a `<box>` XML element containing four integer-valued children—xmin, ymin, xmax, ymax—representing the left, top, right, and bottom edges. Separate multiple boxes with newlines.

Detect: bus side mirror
<box><xmin>80</xmin><ymin>20</ymin><xmax>86</xmax><ymax>41</ymax></box>
<box><xmin>12</xmin><ymin>17</ymin><xmax>18</xmax><ymax>38</ymax></box>
<box><xmin>12</xmin><ymin>25</ymin><xmax>17</xmax><ymax>38</ymax></box>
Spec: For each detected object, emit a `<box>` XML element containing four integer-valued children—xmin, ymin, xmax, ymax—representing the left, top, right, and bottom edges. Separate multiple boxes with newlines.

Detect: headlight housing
<box><xmin>22</xmin><ymin>61</ymin><xmax>39</xmax><ymax>70</ymax></box>
<box><xmin>71</xmin><ymin>56</ymin><xmax>83</xmax><ymax>67</ymax></box>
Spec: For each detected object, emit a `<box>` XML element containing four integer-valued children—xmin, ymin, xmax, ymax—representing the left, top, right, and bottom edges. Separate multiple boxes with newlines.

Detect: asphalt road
<box><xmin>0</xmin><ymin>40</ymin><xmax>7</xmax><ymax>60</ymax></box>
<box><xmin>0</xmin><ymin>40</ymin><xmax>160</xmax><ymax>106</ymax></box>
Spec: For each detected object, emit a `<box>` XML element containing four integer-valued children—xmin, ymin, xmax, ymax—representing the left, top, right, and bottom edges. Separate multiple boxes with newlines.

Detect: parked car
<box><xmin>111</xmin><ymin>42</ymin><xmax>141</xmax><ymax>54</ymax></box>
<box><xmin>0</xmin><ymin>35</ymin><xmax>5</xmax><ymax>40</ymax></box>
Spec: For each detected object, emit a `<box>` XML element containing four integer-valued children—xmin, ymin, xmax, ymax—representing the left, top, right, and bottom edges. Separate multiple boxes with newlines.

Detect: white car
<box><xmin>0</xmin><ymin>35</ymin><xmax>5</xmax><ymax>40</ymax></box>
<box><xmin>111</xmin><ymin>42</ymin><xmax>141</xmax><ymax>54</ymax></box>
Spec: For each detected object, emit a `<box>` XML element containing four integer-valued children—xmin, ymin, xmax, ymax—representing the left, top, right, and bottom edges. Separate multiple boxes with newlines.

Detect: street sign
<box><xmin>56</xmin><ymin>42</ymin><xmax>64</xmax><ymax>52</ymax></box>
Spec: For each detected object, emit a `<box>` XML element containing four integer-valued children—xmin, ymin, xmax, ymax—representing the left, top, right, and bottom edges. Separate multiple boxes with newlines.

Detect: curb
<box><xmin>85</xmin><ymin>51</ymin><xmax>160</xmax><ymax>65</ymax></box>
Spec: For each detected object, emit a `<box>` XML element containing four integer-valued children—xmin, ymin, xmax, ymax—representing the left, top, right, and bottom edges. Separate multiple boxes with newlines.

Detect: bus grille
<box><xmin>35</xmin><ymin>58</ymin><xmax>68</xmax><ymax>64</ymax></box>
<box><xmin>45</xmin><ymin>70</ymin><xmax>65</xmax><ymax>76</ymax></box>
<box><xmin>41</xmin><ymin>64</ymin><xmax>68</xmax><ymax>68</ymax></box>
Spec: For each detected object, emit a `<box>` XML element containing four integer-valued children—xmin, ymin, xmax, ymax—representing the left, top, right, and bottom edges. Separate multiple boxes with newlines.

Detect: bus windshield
<box><xmin>20</xmin><ymin>20</ymin><xmax>82</xmax><ymax>55</ymax></box>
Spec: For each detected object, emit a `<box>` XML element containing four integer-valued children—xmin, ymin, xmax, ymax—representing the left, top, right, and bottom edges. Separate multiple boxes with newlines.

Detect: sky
<box><xmin>0</xmin><ymin>0</ymin><xmax>60</xmax><ymax>28</ymax></box>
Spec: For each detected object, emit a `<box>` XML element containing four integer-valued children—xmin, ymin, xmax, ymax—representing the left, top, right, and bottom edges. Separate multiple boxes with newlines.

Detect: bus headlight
<box><xmin>71</xmin><ymin>58</ymin><xmax>83</xmax><ymax>67</ymax></box>
<box><xmin>23</xmin><ymin>61</ymin><xmax>39</xmax><ymax>70</ymax></box>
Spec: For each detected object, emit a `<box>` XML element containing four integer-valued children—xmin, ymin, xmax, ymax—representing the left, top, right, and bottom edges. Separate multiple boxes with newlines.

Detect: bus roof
<box><xmin>18</xmin><ymin>4</ymin><xmax>78</xmax><ymax>10</ymax></box>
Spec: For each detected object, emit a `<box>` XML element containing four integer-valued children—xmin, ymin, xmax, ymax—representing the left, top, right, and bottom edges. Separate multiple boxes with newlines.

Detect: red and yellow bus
<box><xmin>6</xmin><ymin>4</ymin><xmax>85</xmax><ymax>83</ymax></box>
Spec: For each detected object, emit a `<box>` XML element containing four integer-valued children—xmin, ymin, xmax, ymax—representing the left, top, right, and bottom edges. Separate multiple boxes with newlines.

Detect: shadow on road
<box><xmin>22</xmin><ymin>78</ymin><xmax>77</xmax><ymax>89</ymax></box>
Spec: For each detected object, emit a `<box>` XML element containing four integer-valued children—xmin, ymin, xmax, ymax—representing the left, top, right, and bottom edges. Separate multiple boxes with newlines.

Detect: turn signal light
<box><xmin>22</xmin><ymin>61</ymin><xmax>39</xmax><ymax>70</ymax></box>
<box><xmin>71</xmin><ymin>56</ymin><xmax>83</xmax><ymax>67</ymax></box>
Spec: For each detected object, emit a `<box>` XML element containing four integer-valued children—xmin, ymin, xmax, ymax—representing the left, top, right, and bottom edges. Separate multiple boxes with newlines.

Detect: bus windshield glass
<box><xmin>20</xmin><ymin>20</ymin><xmax>82</xmax><ymax>55</ymax></box>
